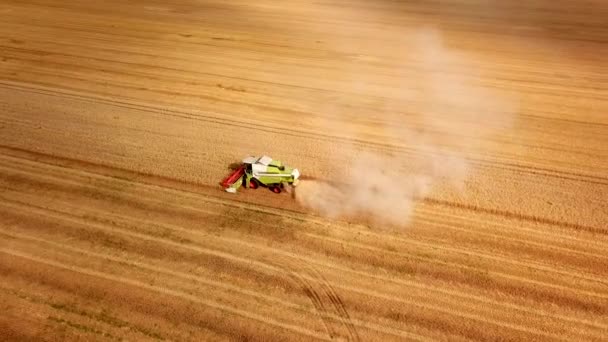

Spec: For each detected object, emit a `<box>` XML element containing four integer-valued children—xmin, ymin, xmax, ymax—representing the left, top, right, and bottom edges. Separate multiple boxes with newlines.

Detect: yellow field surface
<box><xmin>1</xmin><ymin>1</ymin><xmax>607</xmax><ymax>341</ymax></box>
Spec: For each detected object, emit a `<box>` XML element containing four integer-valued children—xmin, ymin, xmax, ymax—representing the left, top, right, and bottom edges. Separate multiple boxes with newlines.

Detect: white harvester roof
<box><xmin>242</xmin><ymin>155</ymin><xmax>274</xmax><ymax>166</ymax></box>
<box><xmin>257</xmin><ymin>155</ymin><xmax>273</xmax><ymax>166</ymax></box>
<box><xmin>242</xmin><ymin>156</ymin><xmax>258</xmax><ymax>164</ymax></box>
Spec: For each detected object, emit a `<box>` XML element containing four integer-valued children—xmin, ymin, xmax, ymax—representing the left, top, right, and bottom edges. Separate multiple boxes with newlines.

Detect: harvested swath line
<box><xmin>0</xmin><ymin>164</ymin><xmax>283</xmax><ymax>233</ymax></box>
<box><xmin>0</xmin><ymin>231</ymin><xmax>352</xmax><ymax>339</ymax></box>
<box><xmin>46</xmin><ymin>316</ymin><xmax>120</xmax><ymax>341</ymax></box>
<box><xmin>0</xmin><ymin>144</ymin><xmax>224</xmax><ymax>199</ymax></box>
<box><xmin>0</xmin><ymin>38</ymin><xmax>374</xmax><ymax>97</ymax></box>
<box><xmin>0</xmin><ymin>79</ymin><xmax>433</xmax><ymax>155</ymax></box>
<box><xmin>414</xmin><ymin>208</ymin><xmax>608</xmax><ymax>252</ymax></box>
<box><xmin>0</xmin><ymin>164</ymin><xmax>223</xmax><ymax>223</ymax></box>
<box><xmin>0</xmin><ymin>174</ymin><xmax>254</xmax><ymax>247</ymax></box>
<box><xmin>5</xmin><ymin>181</ymin><xmax>245</xmax><ymax>255</ymax></box>
<box><xmin>249</xmin><ymin>214</ymin><xmax>608</xmax><ymax>284</ymax></box>
<box><xmin>113</xmin><ymin>227</ymin><xmax>600</xmax><ymax>340</ymax></box>
<box><xmin>0</xmin><ymin>187</ymin><xmax>217</xmax><ymax>242</ymax></box>
<box><xmin>2</xmin><ymin>151</ymin><xmax>606</xmax><ymax>277</ymax></box>
<box><xmin>0</xmin><ymin>121</ymin><xmax>600</xmax><ymax>242</ymax></box>
<box><xmin>105</xmin><ymin>175</ymin><xmax>603</xmax><ymax>272</ymax></box>
<box><xmin>1</xmin><ymin>48</ymin><xmax>266</xmax><ymax>98</ymax></box>
<box><xmin>281</xmin><ymin>177</ymin><xmax>608</xmax><ymax>247</ymax></box>
<box><xmin>0</xmin><ymin>156</ymin><xmax>494</xmax><ymax>244</ymax></box>
<box><xmin>2</xmin><ymin>69</ymin><xmax>240</xmax><ymax>106</ymax></box>
<box><xmin>0</xmin><ymin>208</ymin><xmax>308</xmax><ymax>309</ymax></box>
<box><xmin>53</xmin><ymin>206</ymin><xmax>608</xmax><ymax>332</ymax></box>
<box><xmin>2</xmin><ymin>159</ymin><xmax>605</xmax><ymax>293</ymax></box>
<box><xmin>9</xmin><ymin>39</ymin><xmax>600</xmax><ymax>108</ymax></box>
<box><xmin>0</xmin><ymin>243</ymin><xmax>428</xmax><ymax>337</ymax></box>
<box><xmin>216</xmin><ymin>239</ymin><xmax>608</xmax><ymax>338</ymax></box>
<box><xmin>0</xmin><ymin>231</ymin><xmax>334</xmax><ymax>322</ymax></box>
<box><xmin>0</xmin><ymin>276</ymin><xmax>176</xmax><ymax>342</ymax></box>
<box><xmin>202</xmin><ymin>171</ymin><xmax>608</xmax><ymax>240</ymax></box>
<box><xmin>4</xmin><ymin>164</ymin><xmax>604</xmax><ymax>298</ymax></box>
<box><xmin>0</xmin><ymin>85</ymin><xmax>408</xmax><ymax>158</ymax></box>
<box><xmin>227</xmin><ymin>187</ymin><xmax>608</xmax><ymax>285</ymax></box>
<box><xmin>1</xmin><ymin>200</ymin><xmax>604</xmax><ymax>342</ymax></box>
<box><xmin>0</xmin><ymin>156</ymin><xmax>309</xmax><ymax>233</ymax></box>
<box><xmin>472</xmin><ymin>161</ymin><xmax>608</xmax><ymax>186</ymax></box>
<box><xmin>414</xmin><ymin>205</ymin><xmax>608</xmax><ymax>249</ymax></box>
<box><xmin>309</xmin><ymin>223</ymin><xmax>608</xmax><ymax>283</ymax></box>
<box><xmin>0</xmin><ymin>212</ymin><xmax>580</xmax><ymax>342</ymax></box>
<box><xmin>0</xmin><ymin>283</ymin><xmax>182</xmax><ymax>341</ymax></box>
<box><xmin>0</xmin><ymin>18</ymin><xmax>346</xmax><ymax>60</ymax></box>
<box><xmin>314</xmin><ymin>228</ymin><xmax>608</xmax><ymax>286</ymax></box>
<box><xmin>0</xmin><ymin>21</ymin><xmax>376</xmax><ymax>66</ymax></box>
<box><xmin>212</xmin><ymin>191</ymin><xmax>608</xmax><ymax>251</ymax></box>
<box><xmin>411</xmin><ymin>217</ymin><xmax>608</xmax><ymax>274</ymax></box>
<box><xmin>3</xmin><ymin>215</ymin><xmax>568</xmax><ymax>340</ymax></box>
<box><xmin>287</xmin><ymin>235</ymin><xmax>608</xmax><ymax>317</ymax></box>
<box><xmin>0</xmin><ymin>199</ymin><xmax>556</xmax><ymax>336</ymax></box>
<box><xmin>299</xmin><ymin>232</ymin><xmax>608</xmax><ymax>297</ymax></box>
<box><xmin>3</xmin><ymin>196</ymin><xmax>604</xmax><ymax>336</ymax></box>
<box><xmin>0</xmin><ymin>305</ymin><xmax>64</xmax><ymax>342</ymax></box>
<box><xmin>521</xmin><ymin>113</ymin><xmax>608</xmax><ymax>128</ymax></box>
<box><xmin>401</xmin><ymin>227</ymin><xmax>608</xmax><ymax>280</ymax></box>
<box><xmin>1</xmin><ymin>49</ymin><xmax>349</xmax><ymax>98</ymax></box>
<box><xmin>2</xmin><ymin>14</ymin><xmax>600</xmax><ymax>76</ymax></box>
<box><xmin>0</xmin><ymin>32</ymin><xmax>351</xmax><ymax>81</ymax></box>
<box><xmin>199</xmin><ymin>232</ymin><xmax>607</xmax><ymax>328</ymax></box>
<box><xmin>0</xmin><ymin>211</ymin><xmax>356</xmax><ymax>336</ymax></box>
<box><xmin>423</xmin><ymin>198</ymin><xmax>606</xmax><ymax>235</ymax></box>
<box><xmin>0</xmin><ymin>250</ymin><xmax>335</xmax><ymax>342</ymax></box>
<box><xmin>318</xmin><ymin>282</ymin><xmax>565</xmax><ymax>342</ymax></box>
<box><xmin>473</xmin><ymin>136</ymin><xmax>608</xmax><ymax>159</ymax></box>
<box><xmin>0</xmin><ymin>146</ymin><xmax>273</xmax><ymax>206</ymax></box>
<box><xmin>0</xmin><ymin>200</ymin><xmax>431</xmax><ymax>340</ymax></box>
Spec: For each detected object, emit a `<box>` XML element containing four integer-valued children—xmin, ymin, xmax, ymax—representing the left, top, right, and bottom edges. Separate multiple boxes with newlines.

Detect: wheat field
<box><xmin>1</xmin><ymin>1</ymin><xmax>607</xmax><ymax>341</ymax></box>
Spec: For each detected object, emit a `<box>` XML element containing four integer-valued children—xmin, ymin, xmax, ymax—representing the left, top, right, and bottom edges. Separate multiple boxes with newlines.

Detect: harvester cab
<box><xmin>221</xmin><ymin>155</ymin><xmax>300</xmax><ymax>194</ymax></box>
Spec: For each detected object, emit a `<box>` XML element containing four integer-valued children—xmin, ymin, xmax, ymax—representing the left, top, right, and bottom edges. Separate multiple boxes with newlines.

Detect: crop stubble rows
<box><xmin>0</xmin><ymin>147</ymin><xmax>606</xmax><ymax>341</ymax></box>
<box><xmin>1</xmin><ymin>0</ymin><xmax>607</xmax><ymax>341</ymax></box>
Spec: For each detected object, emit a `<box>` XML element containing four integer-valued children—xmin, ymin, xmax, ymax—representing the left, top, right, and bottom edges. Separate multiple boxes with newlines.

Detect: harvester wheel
<box><xmin>271</xmin><ymin>186</ymin><xmax>281</xmax><ymax>194</ymax></box>
<box><xmin>249</xmin><ymin>179</ymin><xmax>259</xmax><ymax>189</ymax></box>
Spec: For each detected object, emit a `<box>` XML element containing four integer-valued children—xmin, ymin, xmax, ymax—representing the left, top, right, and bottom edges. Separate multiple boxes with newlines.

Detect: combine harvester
<box><xmin>220</xmin><ymin>155</ymin><xmax>300</xmax><ymax>194</ymax></box>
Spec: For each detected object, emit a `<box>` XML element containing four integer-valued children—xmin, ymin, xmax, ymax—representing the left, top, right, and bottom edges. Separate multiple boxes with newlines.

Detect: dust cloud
<box><xmin>294</xmin><ymin>27</ymin><xmax>517</xmax><ymax>227</ymax></box>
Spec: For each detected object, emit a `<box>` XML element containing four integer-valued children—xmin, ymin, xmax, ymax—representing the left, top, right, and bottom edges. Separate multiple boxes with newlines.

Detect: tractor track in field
<box><xmin>0</xmin><ymin>229</ymin><xmax>362</xmax><ymax>341</ymax></box>
<box><xmin>0</xmin><ymin>203</ymin><xmax>430</xmax><ymax>341</ymax></box>
<box><xmin>271</xmin><ymin>254</ymin><xmax>361</xmax><ymax>341</ymax></box>
<box><xmin>3</xmin><ymin>192</ymin><xmax>415</xmax><ymax>338</ymax></box>
<box><xmin>0</xmin><ymin>208</ymin><xmax>589</xmax><ymax>342</ymax></box>
<box><xmin>0</xmin><ymin>249</ymin><xmax>335</xmax><ymax>341</ymax></box>
<box><xmin>0</xmin><ymin>209</ymin><xmax>587</xmax><ymax>342</ymax></box>
<box><xmin>2</xmin><ymin>186</ymin><xmax>604</xmax><ymax>340</ymax></box>
<box><xmin>2</xmin><ymin>192</ymin><xmax>606</xmax><ymax>340</ymax></box>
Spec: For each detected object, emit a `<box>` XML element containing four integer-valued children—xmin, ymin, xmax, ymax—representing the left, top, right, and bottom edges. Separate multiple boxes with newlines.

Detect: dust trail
<box><xmin>294</xmin><ymin>27</ymin><xmax>517</xmax><ymax>228</ymax></box>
